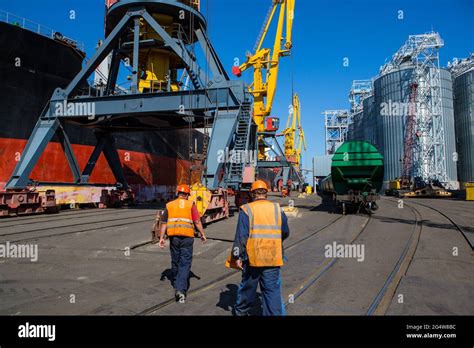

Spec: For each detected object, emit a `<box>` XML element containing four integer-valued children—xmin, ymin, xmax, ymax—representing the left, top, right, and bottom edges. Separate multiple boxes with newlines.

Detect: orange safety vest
<box><xmin>166</xmin><ymin>198</ymin><xmax>195</xmax><ymax>238</ymax></box>
<box><xmin>241</xmin><ymin>200</ymin><xmax>283</xmax><ymax>267</ymax></box>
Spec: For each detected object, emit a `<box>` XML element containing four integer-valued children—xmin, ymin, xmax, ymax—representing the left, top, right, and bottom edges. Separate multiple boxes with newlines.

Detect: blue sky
<box><xmin>1</xmin><ymin>0</ymin><xmax>473</xmax><ymax>171</ymax></box>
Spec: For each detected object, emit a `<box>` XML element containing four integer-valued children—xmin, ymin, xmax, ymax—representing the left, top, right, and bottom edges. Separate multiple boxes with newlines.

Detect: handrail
<box><xmin>0</xmin><ymin>10</ymin><xmax>84</xmax><ymax>52</ymax></box>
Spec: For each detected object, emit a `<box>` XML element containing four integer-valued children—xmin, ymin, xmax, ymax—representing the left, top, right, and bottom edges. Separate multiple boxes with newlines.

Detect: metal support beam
<box><xmin>101</xmin><ymin>133</ymin><xmax>129</xmax><ymax>189</ymax></box>
<box><xmin>195</xmin><ymin>27</ymin><xmax>229</xmax><ymax>85</ymax></box>
<box><xmin>262</xmin><ymin>135</ymin><xmax>291</xmax><ymax>167</ymax></box>
<box><xmin>6</xmin><ymin>119</ymin><xmax>60</xmax><ymax>188</ymax></box>
<box><xmin>281</xmin><ymin>166</ymin><xmax>291</xmax><ymax>188</ymax></box>
<box><xmin>79</xmin><ymin>132</ymin><xmax>128</xmax><ymax>189</ymax></box>
<box><xmin>55</xmin><ymin>122</ymin><xmax>81</xmax><ymax>183</ymax></box>
<box><xmin>80</xmin><ymin>133</ymin><xmax>107</xmax><ymax>183</ymax></box>
<box><xmin>64</xmin><ymin>13</ymin><xmax>133</xmax><ymax>97</ymax></box>
<box><xmin>106</xmin><ymin>49</ymin><xmax>121</xmax><ymax>95</ymax></box>
<box><xmin>46</xmin><ymin>88</ymin><xmax>239</xmax><ymax>120</ymax></box>
<box><xmin>202</xmin><ymin>109</ymin><xmax>241</xmax><ymax>189</ymax></box>
<box><xmin>131</xmin><ymin>17</ymin><xmax>140</xmax><ymax>93</ymax></box>
<box><xmin>257</xmin><ymin>161</ymin><xmax>289</xmax><ymax>168</ymax></box>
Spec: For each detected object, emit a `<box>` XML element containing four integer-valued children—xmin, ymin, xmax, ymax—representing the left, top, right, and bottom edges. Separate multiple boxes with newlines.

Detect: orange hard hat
<box><xmin>177</xmin><ymin>184</ymin><xmax>191</xmax><ymax>195</ymax></box>
<box><xmin>251</xmin><ymin>180</ymin><xmax>268</xmax><ymax>192</ymax></box>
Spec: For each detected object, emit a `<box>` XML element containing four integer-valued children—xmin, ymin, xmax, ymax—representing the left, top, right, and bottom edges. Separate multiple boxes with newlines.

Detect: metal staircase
<box><xmin>226</xmin><ymin>103</ymin><xmax>253</xmax><ymax>188</ymax></box>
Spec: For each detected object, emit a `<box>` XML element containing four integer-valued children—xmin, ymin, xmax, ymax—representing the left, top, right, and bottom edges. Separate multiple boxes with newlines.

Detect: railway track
<box><xmin>285</xmin><ymin>200</ymin><xmax>423</xmax><ymax>315</ymax></box>
<box><xmin>285</xmin><ymin>215</ymin><xmax>372</xmax><ymax>308</ymax></box>
<box><xmin>137</xmin><ymin>215</ymin><xmax>345</xmax><ymax>315</ymax></box>
<box><xmin>396</xmin><ymin>199</ymin><xmax>473</xmax><ymax>250</ymax></box>
<box><xmin>0</xmin><ymin>208</ymin><xmax>136</xmax><ymax>228</ymax></box>
<box><xmin>0</xmin><ymin>212</ymin><xmax>157</xmax><ymax>243</ymax></box>
<box><xmin>366</xmin><ymin>203</ymin><xmax>422</xmax><ymax>315</ymax></box>
<box><xmin>0</xmin><ymin>202</ymin><xmax>162</xmax><ymax>226</ymax></box>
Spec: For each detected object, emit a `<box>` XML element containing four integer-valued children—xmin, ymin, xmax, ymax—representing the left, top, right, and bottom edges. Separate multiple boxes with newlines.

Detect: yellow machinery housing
<box><xmin>190</xmin><ymin>183</ymin><xmax>229</xmax><ymax>224</ymax></box>
<box><xmin>464</xmin><ymin>182</ymin><xmax>474</xmax><ymax>201</ymax></box>
<box><xmin>388</xmin><ymin>179</ymin><xmax>402</xmax><ymax>190</ymax></box>
<box><xmin>136</xmin><ymin>13</ymin><xmax>182</xmax><ymax>93</ymax></box>
<box><xmin>134</xmin><ymin>1</ymin><xmax>202</xmax><ymax>93</ymax></box>
<box><xmin>189</xmin><ymin>183</ymin><xmax>212</xmax><ymax>217</ymax></box>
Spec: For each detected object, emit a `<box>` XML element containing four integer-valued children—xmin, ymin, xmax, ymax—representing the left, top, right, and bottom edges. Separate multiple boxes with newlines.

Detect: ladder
<box><xmin>402</xmin><ymin>83</ymin><xmax>418</xmax><ymax>184</ymax></box>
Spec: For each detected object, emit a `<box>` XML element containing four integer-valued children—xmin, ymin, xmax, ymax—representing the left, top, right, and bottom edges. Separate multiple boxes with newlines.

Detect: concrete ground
<box><xmin>0</xmin><ymin>194</ymin><xmax>472</xmax><ymax>315</ymax></box>
<box><xmin>386</xmin><ymin>198</ymin><xmax>474</xmax><ymax>315</ymax></box>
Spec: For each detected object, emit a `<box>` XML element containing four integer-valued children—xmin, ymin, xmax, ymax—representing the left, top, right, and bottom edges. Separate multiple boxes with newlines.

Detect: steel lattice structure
<box><xmin>349</xmin><ymin>80</ymin><xmax>372</xmax><ymax>114</ymax></box>
<box><xmin>380</xmin><ymin>32</ymin><xmax>448</xmax><ymax>183</ymax></box>
<box><xmin>449</xmin><ymin>54</ymin><xmax>474</xmax><ymax>79</ymax></box>
<box><xmin>323</xmin><ymin>110</ymin><xmax>351</xmax><ymax>155</ymax></box>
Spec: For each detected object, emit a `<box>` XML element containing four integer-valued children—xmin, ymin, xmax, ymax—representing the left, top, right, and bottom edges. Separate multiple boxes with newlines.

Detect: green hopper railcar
<box><xmin>319</xmin><ymin>141</ymin><xmax>384</xmax><ymax>215</ymax></box>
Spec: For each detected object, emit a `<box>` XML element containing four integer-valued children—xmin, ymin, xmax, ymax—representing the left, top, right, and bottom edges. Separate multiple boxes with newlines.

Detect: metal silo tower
<box><xmin>380</xmin><ymin>32</ymin><xmax>448</xmax><ymax>184</ymax></box>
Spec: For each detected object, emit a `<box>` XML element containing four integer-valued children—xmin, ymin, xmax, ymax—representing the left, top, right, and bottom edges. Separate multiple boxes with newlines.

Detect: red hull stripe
<box><xmin>0</xmin><ymin>138</ymin><xmax>199</xmax><ymax>186</ymax></box>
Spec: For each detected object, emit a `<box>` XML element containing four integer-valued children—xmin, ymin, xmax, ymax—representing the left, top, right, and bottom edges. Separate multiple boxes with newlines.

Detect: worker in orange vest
<box><xmin>158</xmin><ymin>184</ymin><xmax>206</xmax><ymax>302</ymax></box>
<box><xmin>231</xmin><ymin>180</ymin><xmax>290</xmax><ymax>315</ymax></box>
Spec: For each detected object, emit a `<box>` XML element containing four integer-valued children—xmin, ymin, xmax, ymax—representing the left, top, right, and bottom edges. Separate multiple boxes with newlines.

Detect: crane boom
<box><xmin>232</xmin><ymin>0</ymin><xmax>295</xmax><ymax>159</ymax></box>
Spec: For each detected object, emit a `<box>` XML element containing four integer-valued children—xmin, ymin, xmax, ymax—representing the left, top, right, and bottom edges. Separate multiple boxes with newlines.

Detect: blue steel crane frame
<box><xmin>6</xmin><ymin>2</ymin><xmax>252</xmax><ymax>192</ymax></box>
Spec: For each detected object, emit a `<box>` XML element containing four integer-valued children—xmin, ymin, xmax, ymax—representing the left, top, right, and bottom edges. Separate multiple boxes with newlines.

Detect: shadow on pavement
<box><xmin>160</xmin><ymin>268</ymin><xmax>201</xmax><ymax>290</ymax></box>
<box><xmin>216</xmin><ymin>284</ymin><xmax>263</xmax><ymax>315</ymax></box>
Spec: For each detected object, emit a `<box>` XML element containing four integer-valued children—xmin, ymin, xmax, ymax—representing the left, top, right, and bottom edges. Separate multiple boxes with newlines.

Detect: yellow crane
<box><xmin>278</xmin><ymin>93</ymin><xmax>306</xmax><ymax>168</ymax></box>
<box><xmin>232</xmin><ymin>0</ymin><xmax>295</xmax><ymax>160</ymax></box>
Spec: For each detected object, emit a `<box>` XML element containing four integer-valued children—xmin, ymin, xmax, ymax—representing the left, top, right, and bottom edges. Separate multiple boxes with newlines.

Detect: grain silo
<box><xmin>373</xmin><ymin>65</ymin><xmax>457</xmax><ymax>186</ymax></box>
<box><xmin>450</xmin><ymin>55</ymin><xmax>474</xmax><ymax>186</ymax></box>
<box><xmin>371</xmin><ymin>33</ymin><xmax>458</xmax><ymax>188</ymax></box>
<box><xmin>361</xmin><ymin>96</ymin><xmax>377</xmax><ymax>146</ymax></box>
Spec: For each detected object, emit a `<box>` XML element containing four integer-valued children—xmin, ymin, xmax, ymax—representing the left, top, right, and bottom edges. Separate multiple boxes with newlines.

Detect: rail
<box><xmin>0</xmin><ymin>10</ymin><xmax>85</xmax><ymax>52</ymax></box>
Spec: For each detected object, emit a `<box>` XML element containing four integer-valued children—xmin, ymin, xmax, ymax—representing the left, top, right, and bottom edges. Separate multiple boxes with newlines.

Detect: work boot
<box><xmin>175</xmin><ymin>290</ymin><xmax>186</xmax><ymax>303</ymax></box>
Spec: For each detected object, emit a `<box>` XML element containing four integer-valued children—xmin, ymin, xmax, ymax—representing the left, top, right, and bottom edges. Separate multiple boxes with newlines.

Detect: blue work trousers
<box><xmin>234</xmin><ymin>264</ymin><xmax>285</xmax><ymax>316</ymax></box>
<box><xmin>169</xmin><ymin>236</ymin><xmax>194</xmax><ymax>292</ymax></box>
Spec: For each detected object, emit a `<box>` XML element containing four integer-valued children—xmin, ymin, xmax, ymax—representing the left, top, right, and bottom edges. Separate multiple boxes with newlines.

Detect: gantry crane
<box><xmin>232</xmin><ymin>0</ymin><xmax>295</xmax><ymax>160</ymax></box>
<box><xmin>5</xmin><ymin>0</ymin><xmax>249</xmax><ymax>217</ymax></box>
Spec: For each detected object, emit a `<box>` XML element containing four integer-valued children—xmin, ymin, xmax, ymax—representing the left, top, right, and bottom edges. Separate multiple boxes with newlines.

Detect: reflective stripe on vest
<box><xmin>249</xmin><ymin>234</ymin><xmax>281</xmax><ymax>239</ymax></box>
<box><xmin>168</xmin><ymin>218</ymin><xmax>194</xmax><ymax>223</ymax></box>
<box><xmin>243</xmin><ymin>200</ymin><xmax>283</xmax><ymax>267</ymax></box>
<box><xmin>166</xmin><ymin>199</ymin><xmax>195</xmax><ymax>237</ymax></box>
